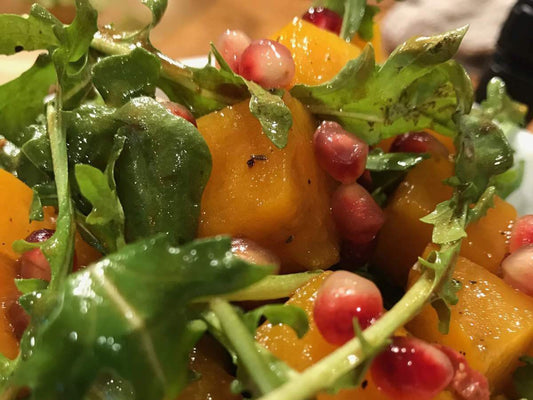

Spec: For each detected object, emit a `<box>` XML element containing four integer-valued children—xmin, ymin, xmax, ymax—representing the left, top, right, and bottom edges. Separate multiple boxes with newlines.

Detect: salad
<box><xmin>0</xmin><ymin>0</ymin><xmax>532</xmax><ymax>399</ymax></box>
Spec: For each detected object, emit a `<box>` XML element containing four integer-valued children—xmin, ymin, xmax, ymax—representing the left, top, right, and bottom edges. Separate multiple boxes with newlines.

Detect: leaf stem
<box><xmin>45</xmin><ymin>100</ymin><xmax>76</xmax><ymax>290</ymax></box>
<box><xmin>90</xmin><ymin>33</ymin><xmax>241</xmax><ymax>106</ymax></box>
<box><xmin>209</xmin><ymin>298</ymin><xmax>284</xmax><ymax>395</ymax></box>
<box><xmin>258</xmin><ymin>245</ymin><xmax>458</xmax><ymax>400</ymax></box>
<box><xmin>195</xmin><ymin>271</ymin><xmax>321</xmax><ymax>303</ymax></box>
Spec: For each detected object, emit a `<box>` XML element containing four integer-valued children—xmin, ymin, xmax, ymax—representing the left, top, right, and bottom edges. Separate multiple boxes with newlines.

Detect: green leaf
<box><xmin>75</xmin><ymin>162</ymin><xmax>125</xmax><ymax>253</ymax></box>
<box><xmin>15</xmin><ymin>278</ymin><xmax>48</xmax><ymax>295</ymax></box>
<box><xmin>29</xmin><ymin>189</ymin><xmax>45</xmax><ymax>221</ymax></box>
<box><xmin>210</xmin><ymin>44</ymin><xmax>293</xmax><ymax>148</ymax></box>
<box><xmin>114</xmin><ymin>97</ymin><xmax>212</xmax><ymax>245</ymax></box>
<box><xmin>92</xmin><ymin>47</ymin><xmax>161</xmax><ymax>107</ymax></box>
<box><xmin>491</xmin><ymin>160</ymin><xmax>525</xmax><ymax>199</ymax></box>
<box><xmin>313</xmin><ymin>0</ymin><xmax>345</xmax><ymax>15</ymax></box>
<box><xmin>357</xmin><ymin>5</ymin><xmax>379</xmax><ymax>41</ymax></box>
<box><xmin>477</xmin><ymin>77</ymin><xmax>526</xmax><ymax>137</ymax></box>
<box><xmin>455</xmin><ymin>114</ymin><xmax>514</xmax><ymax>200</ymax></box>
<box><xmin>0</xmin><ymin>13</ymin><xmax>59</xmax><ymax>55</ymax></box>
<box><xmin>366</xmin><ymin>149</ymin><xmax>428</xmax><ymax>172</ymax></box>
<box><xmin>340</xmin><ymin>0</ymin><xmax>366</xmax><ymax>41</ymax></box>
<box><xmin>7</xmin><ymin>236</ymin><xmax>270</xmax><ymax>400</ymax></box>
<box><xmin>243</xmin><ymin>304</ymin><xmax>309</xmax><ymax>339</ymax></box>
<box><xmin>420</xmin><ymin>197</ymin><xmax>468</xmax><ymax>244</ymax></box>
<box><xmin>513</xmin><ymin>356</ymin><xmax>533</xmax><ymax>399</ymax></box>
<box><xmin>0</xmin><ymin>137</ymin><xmax>21</xmax><ymax>174</ymax></box>
<box><xmin>291</xmin><ymin>28</ymin><xmax>471</xmax><ymax>144</ymax></box>
<box><xmin>0</xmin><ymin>55</ymin><xmax>55</xmax><ymax>147</ymax></box>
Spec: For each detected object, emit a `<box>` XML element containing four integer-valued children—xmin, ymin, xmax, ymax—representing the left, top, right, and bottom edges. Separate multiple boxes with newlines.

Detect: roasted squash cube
<box><xmin>197</xmin><ymin>95</ymin><xmax>339</xmax><ymax>271</ymax></box>
<box><xmin>407</xmin><ymin>253</ymin><xmax>533</xmax><ymax>391</ymax></box>
<box><xmin>271</xmin><ymin>18</ymin><xmax>363</xmax><ymax>86</ymax></box>
<box><xmin>373</xmin><ymin>157</ymin><xmax>516</xmax><ymax>286</ymax></box>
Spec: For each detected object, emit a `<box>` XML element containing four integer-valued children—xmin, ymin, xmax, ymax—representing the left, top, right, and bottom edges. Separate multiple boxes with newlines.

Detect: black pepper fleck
<box><xmin>247</xmin><ymin>154</ymin><xmax>268</xmax><ymax>168</ymax></box>
<box><xmin>14</xmin><ymin>45</ymin><xmax>24</xmax><ymax>53</ymax></box>
<box><xmin>285</xmin><ymin>235</ymin><xmax>294</xmax><ymax>244</ymax></box>
<box><xmin>361</xmin><ymin>380</ymin><xmax>368</xmax><ymax>389</ymax></box>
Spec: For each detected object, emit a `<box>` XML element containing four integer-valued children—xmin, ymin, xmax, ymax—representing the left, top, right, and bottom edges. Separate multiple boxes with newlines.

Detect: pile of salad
<box><xmin>0</xmin><ymin>0</ymin><xmax>532</xmax><ymax>399</ymax></box>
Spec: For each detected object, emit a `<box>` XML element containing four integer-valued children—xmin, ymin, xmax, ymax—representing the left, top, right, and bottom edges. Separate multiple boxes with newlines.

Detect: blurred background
<box><xmin>0</xmin><ymin>0</ymin><xmax>531</xmax><ymax>121</ymax></box>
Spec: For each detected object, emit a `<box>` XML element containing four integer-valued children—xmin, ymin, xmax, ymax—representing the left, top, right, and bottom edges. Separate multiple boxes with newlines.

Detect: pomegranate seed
<box><xmin>302</xmin><ymin>7</ymin><xmax>343</xmax><ymax>35</ymax></box>
<box><xmin>313</xmin><ymin>270</ymin><xmax>383</xmax><ymax>345</ymax></box>
<box><xmin>331</xmin><ymin>183</ymin><xmax>385</xmax><ymax>244</ymax></box>
<box><xmin>435</xmin><ymin>345</ymin><xmax>490</xmax><ymax>400</ymax></box>
<box><xmin>160</xmin><ymin>101</ymin><xmax>197</xmax><ymax>127</ymax></box>
<box><xmin>18</xmin><ymin>229</ymin><xmax>55</xmax><ymax>282</ymax></box>
<box><xmin>370</xmin><ymin>336</ymin><xmax>454</xmax><ymax>400</ymax></box>
<box><xmin>313</xmin><ymin>121</ymin><xmax>369</xmax><ymax>184</ymax></box>
<box><xmin>216</xmin><ymin>29</ymin><xmax>252</xmax><ymax>73</ymax></box>
<box><xmin>501</xmin><ymin>245</ymin><xmax>533</xmax><ymax>296</ymax></box>
<box><xmin>509</xmin><ymin>215</ymin><xmax>533</xmax><ymax>253</ymax></box>
<box><xmin>6</xmin><ymin>301</ymin><xmax>30</xmax><ymax>340</ymax></box>
<box><xmin>231</xmin><ymin>237</ymin><xmax>280</xmax><ymax>274</ymax></box>
<box><xmin>25</xmin><ymin>229</ymin><xmax>54</xmax><ymax>243</ymax></box>
<box><xmin>390</xmin><ymin>131</ymin><xmax>449</xmax><ymax>158</ymax></box>
<box><xmin>239</xmin><ymin>39</ymin><xmax>295</xmax><ymax>89</ymax></box>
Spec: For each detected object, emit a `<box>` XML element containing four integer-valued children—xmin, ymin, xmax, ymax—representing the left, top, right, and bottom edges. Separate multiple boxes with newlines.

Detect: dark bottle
<box><xmin>476</xmin><ymin>0</ymin><xmax>533</xmax><ymax>122</ymax></box>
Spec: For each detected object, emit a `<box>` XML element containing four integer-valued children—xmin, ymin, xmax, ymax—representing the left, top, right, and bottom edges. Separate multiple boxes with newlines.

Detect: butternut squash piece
<box><xmin>198</xmin><ymin>95</ymin><xmax>339</xmax><ymax>271</ymax></box>
<box><xmin>256</xmin><ymin>272</ymin><xmax>454</xmax><ymax>400</ymax></box>
<box><xmin>271</xmin><ymin>19</ymin><xmax>362</xmax><ymax>86</ymax></box>
<box><xmin>373</xmin><ymin>157</ymin><xmax>516</xmax><ymax>286</ymax></box>
<box><xmin>407</xmin><ymin>252</ymin><xmax>533</xmax><ymax>392</ymax></box>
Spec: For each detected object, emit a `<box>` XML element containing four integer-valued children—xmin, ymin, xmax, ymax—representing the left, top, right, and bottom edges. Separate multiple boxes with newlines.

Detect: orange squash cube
<box><xmin>373</xmin><ymin>157</ymin><xmax>516</xmax><ymax>286</ymax></box>
<box><xmin>407</xmin><ymin>253</ymin><xmax>533</xmax><ymax>392</ymax></box>
<box><xmin>197</xmin><ymin>95</ymin><xmax>339</xmax><ymax>271</ymax></box>
<box><xmin>271</xmin><ymin>18</ymin><xmax>362</xmax><ymax>86</ymax></box>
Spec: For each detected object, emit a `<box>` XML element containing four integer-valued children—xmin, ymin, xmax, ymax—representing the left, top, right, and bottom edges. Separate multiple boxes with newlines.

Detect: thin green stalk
<box><xmin>91</xmin><ymin>33</ymin><xmax>240</xmax><ymax>105</ymax></box>
<box><xmin>195</xmin><ymin>271</ymin><xmax>321</xmax><ymax>303</ymax></box>
<box><xmin>45</xmin><ymin>99</ymin><xmax>76</xmax><ymax>290</ymax></box>
<box><xmin>258</xmin><ymin>244</ymin><xmax>459</xmax><ymax>400</ymax></box>
<box><xmin>209</xmin><ymin>298</ymin><xmax>283</xmax><ymax>395</ymax></box>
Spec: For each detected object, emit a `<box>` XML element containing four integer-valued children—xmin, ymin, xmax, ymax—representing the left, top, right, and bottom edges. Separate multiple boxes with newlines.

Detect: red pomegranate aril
<box><xmin>501</xmin><ymin>245</ymin><xmax>533</xmax><ymax>296</ymax></box>
<box><xmin>331</xmin><ymin>183</ymin><xmax>385</xmax><ymax>244</ymax></box>
<box><xmin>313</xmin><ymin>121</ymin><xmax>369</xmax><ymax>184</ymax></box>
<box><xmin>18</xmin><ymin>229</ymin><xmax>55</xmax><ymax>282</ymax></box>
<box><xmin>370</xmin><ymin>336</ymin><xmax>454</xmax><ymax>400</ymax></box>
<box><xmin>216</xmin><ymin>29</ymin><xmax>252</xmax><ymax>73</ymax></box>
<box><xmin>313</xmin><ymin>270</ymin><xmax>383</xmax><ymax>345</ymax></box>
<box><xmin>302</xmin><ymin>7</ymin><xmax>343</xmax><ymax>35</ymax></box>
<box><xmin>435</xmin><ymin>345</ymin><xmax>490</xmax><ymax>400</ymax></box>
<box><xmin>160</xmin><ymin>100</ymin><xmax>197</xmax><ymax>127</ymax></box>
<box><xmin>231</xmin><ymin>237</ymin><xmax>280</xmax><ymax>274</ymax></box>
<box><xmin>239</xmin><ymin>39</ymin><xmax>295</xmax><ymax>89</ymax></box>
<box><xmin>509</xmin><ymin>214</ymin><xmax>533</xmax><ymax>253</ymax></box>
<box><xmin>390</xmin><ymin>131</ymin><xmax>449</xmax><ymax>158</ymax></box>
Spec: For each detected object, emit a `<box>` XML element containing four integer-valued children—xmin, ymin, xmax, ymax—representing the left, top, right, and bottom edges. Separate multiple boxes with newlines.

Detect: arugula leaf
<box><xmin>0</xmin><ymin>137</ymin><xmax>20</xmax><ymax>173</ymax></box>
<box><xmin>477</xmin><ymin>77</ymin><xmax>526</xmax><ymax>137</ymax></box>
<box><xmin>210</xmin><ymin>44</ymin><xmax>293</xmax><ymax>148</ymax></box>
<box><xmin>114</xmin><ymin>97</ymin><xmax>212</xmax><ymax>245</ymax></box>
<box><xmin>366</xmin><ymin>149</ymin><xmax>428</xmax><ymax>172</ymax></box>
<box><xmin>0</xmin><ymin>13</ymin><xmax>59</xmax><ymax>55</ymax></box>
<box><xmin>75</xmin><ymin>161</ymin><xmax>125</xmax><ymax>254</ymax></box>
<box><xmin>454</xmin><ymin>114</ymin><xmax>513</xmax><ymax>200</ymax></box>
<box><xmin>243</xmin><ymin>304</ymin><xmax>309</xmax><ymax>339</ymax></box>
<box><xmin>291</xmin><ymin>28</ymin><xmax>472</xmax><ymax>144</ymax></box>
<box><xmin>15</xmin><ymin>278</ymin><xmax>48</xmax><ymax>295</ymax></box>
<box><xmin>92</xmin><ymin>47</ymin><xmax>161</xmax><ymax>107</ymax></box>
<box><xmin>491</xmin><ymin>160</ymin><xmax>525</xmax><ymax>199</ymax></box>
<box><xmin>357</xmin><ymin>5</ymin><xmax>379</xmax><ymax>41</ymax></box>
<box><xmin>4</xmin><ymin>236</ymin><xmax>271</xmax><ymax>400</ymax></box>
<box><xmin>340</xmin><ymin>0</ymin><xmax>366</xmax><ymax>41</ymax></box>
<box><xmin>0</xmin><ymin>55</ymin><xmax>55</xmax><ymax>147</ymax></box>
<box><xmin>513</xmin><ymin>356</ymin><xmax>533</xmax><ymax>399</ymax></box>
